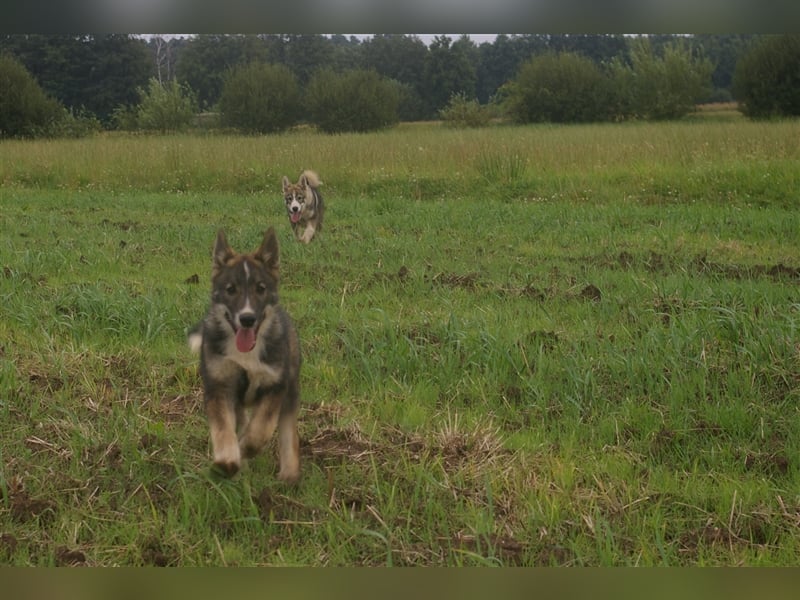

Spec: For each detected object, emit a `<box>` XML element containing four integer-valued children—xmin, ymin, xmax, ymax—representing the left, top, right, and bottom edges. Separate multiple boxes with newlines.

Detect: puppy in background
<box><xmin>282</xmin><ymin>170</ymin><xmax>324</xmax><ymax>244</ymax></box>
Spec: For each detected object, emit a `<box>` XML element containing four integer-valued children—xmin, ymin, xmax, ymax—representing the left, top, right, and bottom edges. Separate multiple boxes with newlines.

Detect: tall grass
<box><xmin>1</xmin><ymin>116</ymin><xmax>799</xmax><ymax>565</ymax></box>
<box><xmin>1</xmin><ymin>118</ymin><xmax>798</xmax><ymax>201</ymax></box>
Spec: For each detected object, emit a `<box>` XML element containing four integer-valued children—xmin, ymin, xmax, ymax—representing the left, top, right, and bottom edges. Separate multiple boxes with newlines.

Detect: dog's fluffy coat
<box><xmin>188</xmin><ymin>228</ymin><xmax>301</xmax><ymax>481</ymax></box>
<box><xmin>282</xmin><ymin>170</ymin><xmax>324</xmax><ymax>244</ymax></box>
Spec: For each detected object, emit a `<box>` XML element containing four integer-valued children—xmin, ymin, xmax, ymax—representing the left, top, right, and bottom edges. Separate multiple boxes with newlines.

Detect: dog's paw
<box><xmin>240</xmin><ymin>442</ymin><xmax>263</xmax><ymax>460</ymax></box>
<box><xmin>212</xmin><ymin>445</ymin><xmax>241</xmax><ymax>477</ymax></box>
<box><xmin>277</xmin><ymin>465</ymin><xmax>300</xmax><ymax>485</ymax></box>
<box><xmin>214</xmin><ymin>438</ymin><xmax>242</xmax><ymax>476</ymax></box>
<box><xmin>211</xmin><ymin>460</ymin><xmax>240</xmax><ymax>478</ymax></box>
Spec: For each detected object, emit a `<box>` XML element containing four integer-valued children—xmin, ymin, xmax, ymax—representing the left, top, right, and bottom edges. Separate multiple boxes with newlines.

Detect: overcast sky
<box><xmin>420</xmin><ymin>34</ymin><xmax>497</xmax><ymax>45</ymax></box>
<box><xmin>380</xmin><ymin>34</ymin><xmax>498</xmax><ymax>45</ymax></box>
<box><xmin>149</xmin><ymin>34</ymin><xmax>499</xmax><ymax>45</ymax></box>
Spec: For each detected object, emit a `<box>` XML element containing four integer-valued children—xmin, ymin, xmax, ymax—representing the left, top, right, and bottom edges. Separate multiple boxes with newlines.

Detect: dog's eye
<box><xmin>255</xmin><ymin>282</ymin><xmax>268</xmax><ymax>295</ymax></box>
<box><xmin>225</xmin><ymin>284</ymin><xmax>237</xmax><ymax>295</ymax></box>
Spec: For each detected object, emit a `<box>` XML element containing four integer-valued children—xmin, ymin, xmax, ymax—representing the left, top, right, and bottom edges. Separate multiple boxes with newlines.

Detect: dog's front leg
<box><xmin>239</xmin><ymin>396</ymin><xmax>280</xmax><ymax>461</ymax></box>
<box><xmin>291</xmin><ymin>223</ymin><xmax>303</xmax><ymax>242</ymax></box>
<box><xmin>239</xmin><ymin>394</ymin><xmax>300</xmax><ymax>483</ymax></box>
<box><xmin>276</xmin><ymin>408</ymin><xmax>300</xmax><ymax>483</ymax></box>
<box><xmin>300</xmin><ymin>224</ymin><xmax>316</xmax><ymax>244</ymax></box>
<box><xmin>206</xmin><ymin>394</ymin><xmax>241</xmax><ymax>476</ymax></box>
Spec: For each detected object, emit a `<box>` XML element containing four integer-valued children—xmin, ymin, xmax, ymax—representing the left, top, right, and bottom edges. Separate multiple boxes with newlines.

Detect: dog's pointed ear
<box><xmin>281</xmin><ymin>176</ymin><xmax>291</xmax><ymax>193</ymax></box>
<box><xmin>298</xmin><ymin>173</ymin><xmax>310</xmax><ymax>189</ymax></box>
<box><xmin>257</xmin><ymin>227</ymin><xmax>280</xmax><ymax>276</ymax></box>
<box><xmin>212</xmin><ymin>229</ymin><xmax>235</xmax><ymax>275</ymax></box>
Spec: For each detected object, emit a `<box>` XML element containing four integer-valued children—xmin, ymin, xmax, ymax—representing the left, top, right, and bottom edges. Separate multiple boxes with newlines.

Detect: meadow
<box><xmin>1</xmin><ymin>109</ymin><xmax>799</xmax><ymax>565</ymax></box>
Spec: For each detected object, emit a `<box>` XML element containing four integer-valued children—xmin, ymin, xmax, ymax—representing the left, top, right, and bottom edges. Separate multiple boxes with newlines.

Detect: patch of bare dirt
<box><xmin>7</xmin><ymin>477</ymin><xmax>57</xmax><ymax>524</ymax></box>
<box><xmin>596</xmin><ymin>251</ymin><xmax>800</xmax><ymax>283</ymax></box>
<box><xmin>55</xmin><ymin>546</ymin><xmax>87</xmax><ymax>567</ymax></box>
<box><xmin>1</xmin><ymin>266</ymin><xmax>47</xmax><ymax>285</ymax></box>
<box><xmin>495</xmin><ymin>283</ymin><xmax>547</xmax><ymax>300</ymax></box>
<box><xmin>403</xmin><ymin>324</ymin><xmax>443</xmax><ymax>347</ymax></box>
<box><xmin>372</xmin><ymin>265</ymin><xmax>411</xmax><ymax>284</ymax></box>
<box><xmin>521</xmin><ymin>329</ymin><xmax>561</xmax><ymax>351</ymax></box>
<box><xmin>86</xmin><ymin>441</ymin><xmax>123</xmax><ymax>469</ymax></box>
<box><xmin>617</xmin><ymin>251</ymin><xmax>635</xmax><ymax>268</ymax></box>
<box><xmin>649</xmin><ymin>427</ymin><xmax>679</xmax><ymax>459</ymax></box>
<box><xmin>27</xmin><ymin>370</ymin><xmax>65</xmax><ymax>393</ymax></box>
<box><xmin>579</xmin><ymin>284</ymin><xmax>602</xmax><ymax>302</ymax></box>
<box><xmin>0</xmin><ymin>533</ymin><xmax>18</xmax><ymax>559</ymax></box>
<box><xmin>140</xmin><ymin>537</ymin><xmax>175</xmax><ymax>566</ymax></box>
<box><xmin>694</xmin><ymin>420</ymin><xmax>724</xmax><ymax>438</ymax></box>
<box><xmin>157</xmin><ymin>392</ymin><xmax>201</xmax><ymax>423</ymax></box>
<box><xmin>100</xmin><ymin>218</ymin><xmax>139</xmax><ymax>231</ymax></box>
<box><xmin>744</xmin><ymin>451</ymin><xmax>790</xmax><ymax>477</ymax></box>
<box><xmin>304</xmin><ymin>427</ymin><xmax>376</xmax><ymax>463</ymax></box>
<box><xmin>254</xmin><ymin>487</ymin><xmax>317</xmax><ymax>524</ymax></box>
<box><xmin>653</xmin><ymin>294</ymin><xmax>701</xmax><ymax>325</ymax></box>
<box><xmin>534</xmin><ymin>543</ymin><xmax>575</xmax><ymax>566</ymax></box>
<box><xmin>449</xmin><ymin>531</ymin><xmax>527</xmax><ymax>565</ymax></box>
<box><xmin>693</xmin><ymin>254</ymin><xmax>800</xmax><ymax>281</ymax></box>
<box><xmin>678</xmin><ymin>522</ymin><xmax>734</xmax><ymax>551</ymax></box>
<box><xmin>426</xmin><ymin>270</ymin><xmax>481</xmax><ymax>290</ymax></box>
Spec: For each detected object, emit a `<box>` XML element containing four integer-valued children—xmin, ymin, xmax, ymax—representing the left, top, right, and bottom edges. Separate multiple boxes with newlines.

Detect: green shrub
<box><xmin>439</xmin><ymin>92</ymin><xmax>491</xmax><ymax>128</ymax></box>
<box><xmin>49</xmin><ymin>108</ymin><xmax>102</xmax><ymax>138</ymax></box>
<box><xmin>135</xmin><ymin>78</ymin><xmax>198</xmax><ymax>133</ymax></box>
<box><xmin>616</xmin><ymin>38</ymin><xmax>714</xmax><ymax>120</ymax></box>
<box><xmin>503</xmin><ymin>43</ymin><xmax>713</xmax><ymax>124</ymax></box>
<box><xmin>111</xmin><ymin>104</ymin><xmax>139</xmax><ymax>131</ymax></box>
<box><xmin>503</xmin><ymin>52</ymin><xmax>611</xmax><ymax>124</ymax></box>
<box><xmin>305</xmin><ymin>68</ymin><xmax>400</xmax><ymax>133</ymax></box>
<box><xmin>733</xmin><ymin>34</ymin><xmax>800</xmax><ymax>119</ymax></box>
<box><xmin>218</xmin><ymin>63</ymin><xmax>301</xmax><ymax>134</ymax></box>
<box><xmin>0</xmin><ymin>53</ymin><xmax>65</xmax><ymax>138</ymax></box>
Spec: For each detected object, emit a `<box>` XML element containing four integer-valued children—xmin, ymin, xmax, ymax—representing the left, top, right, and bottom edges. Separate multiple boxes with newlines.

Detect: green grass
<box><xmin>1</xmin><ymin>116</ymin><xmax>799</xmax><ymax>565</ymax></box>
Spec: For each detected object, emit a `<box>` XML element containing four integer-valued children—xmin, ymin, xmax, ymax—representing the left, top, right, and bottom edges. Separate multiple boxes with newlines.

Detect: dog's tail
<box><xmin>300</xmin><ymin>170</ymin><xmax>322</xmax><ymax>189</ymax></box>
<box><xmin>187</xmin><ymin>322</ymin><xmax>203</xmax><ymax>354</ymax></box>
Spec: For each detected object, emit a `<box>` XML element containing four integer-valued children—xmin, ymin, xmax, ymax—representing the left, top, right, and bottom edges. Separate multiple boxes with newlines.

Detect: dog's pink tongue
<box><xmin>291</xmin><ymin>212</ymin><xmax>301</xmax><ymax>223</ymax></box>
<box><xmin>236</xmin><ymin>328</ymin><xmax>256</xmax><ymax>353</ymax></box>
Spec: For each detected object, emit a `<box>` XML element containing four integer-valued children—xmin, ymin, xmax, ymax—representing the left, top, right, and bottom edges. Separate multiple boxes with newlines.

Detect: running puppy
<box><xmin>282</xmin><ymin>170</ymin><xmax>324</xmax><ymax>243</ymax></box>
<box><xmin>188</xmin><ymin>228</ymin><xmax>301</xmax><ymax>481</ymax></box>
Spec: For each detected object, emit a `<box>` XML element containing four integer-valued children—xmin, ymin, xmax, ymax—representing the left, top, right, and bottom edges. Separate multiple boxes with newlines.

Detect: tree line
<box><xmin>1</xmin><ymin>33</ymin><xmax>798</xmax><ymax>137</ymax></box>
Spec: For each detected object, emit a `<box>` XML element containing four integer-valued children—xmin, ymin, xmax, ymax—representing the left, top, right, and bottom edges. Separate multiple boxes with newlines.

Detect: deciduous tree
<box><xmin>305</xmin><ymin>68</ymin><xmax>399</xmax><ymax>133</ymax></box>
<box><xmin>733</xmin><ymin>34</ymin><xmax>800</xmax><ymax>119</ymax></box>
<box><xmin>0</xmin><ymin>53</ymin><xmax>64</xmax><ymax>137</ymax></box>
<box><xmin>218</xmin><ymin>63</ymin><xmax>301</xmax><ymax>133</ymax></box>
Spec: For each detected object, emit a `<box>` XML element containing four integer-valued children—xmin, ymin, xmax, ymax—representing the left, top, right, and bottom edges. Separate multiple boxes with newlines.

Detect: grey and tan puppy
<box><xmin>188</xmin><ymin>228</ymin><xmax>301</xmax><ymax>481</ymax></box>
<box><xmin>282</xmin><ymin>170</ymin><xmax>324</xmax><ymax>243</ymax></box>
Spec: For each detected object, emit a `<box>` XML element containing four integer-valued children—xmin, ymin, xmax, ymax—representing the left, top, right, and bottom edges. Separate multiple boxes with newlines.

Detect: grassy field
<box><xmin>1</xmin><ymin>111</ymin><xmax>799</xmax><ymax>565</ymax></box>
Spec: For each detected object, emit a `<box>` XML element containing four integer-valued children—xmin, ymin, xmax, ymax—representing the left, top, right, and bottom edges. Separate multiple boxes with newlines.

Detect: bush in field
<box><xmin>111</xmin><ymin>104</ymin><xmax>139</xmax><ymax>131</ymax></box>
<box><xmin>503</xmin><ymin>42</ymin><xmax>713</xmax><ymax>124</ymax></box>
<box><xmin>610</xmin><ymin>38</ymin><xmax>714</xmax><ymax>120</ymax></box>
<box><xmin>134</xmin><ymin>78</ymin><xmax>198</xmax><ymax>133</ymax></box>
<box><xmin>218</xmin><ymin>63</ymin><xmax>301</xmax><ymax>134</ymax></box>
<box><xmin>439</xmin><ymin>92</ymin><xmax>491</xmax><ymax>127</ymax></box>
<box><xmin>733</xmin><ymin>34</ymin><xmax>800</xmax><ymax>119</ymax></box>
<box><xmin>49</xmin><ymin>108</ymin><xmax>103</xmax><ymax>138</ymax></box>
<box><xmin>0</xmin><ymin>53</ymin><xmax>65</xmax><ymax>138</ymax></box>
<box><xmin>305</xmin><ymin>68</ymin><xmax>400</xmax><ymax>133</ymax></box>
<box><xmin>502</xmin><ymin>52</ymin><xmax>611</xmax><ymax>123</ymax></box>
